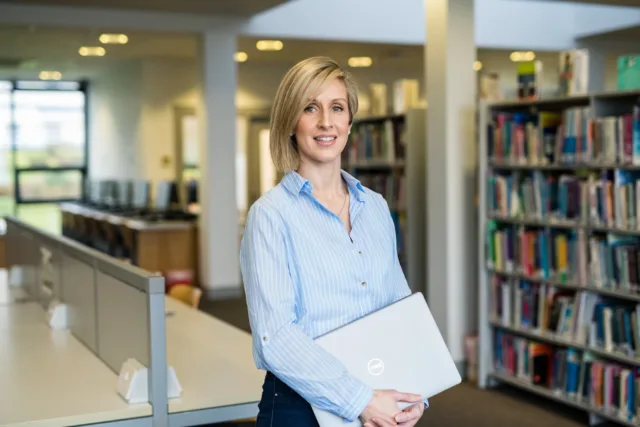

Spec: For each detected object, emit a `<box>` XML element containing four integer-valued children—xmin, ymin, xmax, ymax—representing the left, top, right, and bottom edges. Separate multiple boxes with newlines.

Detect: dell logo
<box><xmin>368</xmin><ymin>358</ymin><xmax>384</xmax><ymax>376</ymax></box>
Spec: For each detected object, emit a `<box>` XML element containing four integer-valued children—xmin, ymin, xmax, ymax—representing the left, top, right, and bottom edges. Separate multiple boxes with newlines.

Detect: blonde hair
<box><xmin>269</xmin><ymin>56</ymin><xmax>359</xmax><ymax>172</ymax></box>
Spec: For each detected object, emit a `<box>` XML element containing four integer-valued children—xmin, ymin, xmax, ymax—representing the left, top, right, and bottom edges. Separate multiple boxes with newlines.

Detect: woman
<box><xmin>240</xmin><ymin>56</ymin><xmax>427</xmax><ymax>427</ymax></box>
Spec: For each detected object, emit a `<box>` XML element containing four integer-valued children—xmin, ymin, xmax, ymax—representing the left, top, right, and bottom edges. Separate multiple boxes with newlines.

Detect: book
<box><xmin>559</xmin><ymin>49</ymin><xmax>589</xmax><ymax>97</ymax></box>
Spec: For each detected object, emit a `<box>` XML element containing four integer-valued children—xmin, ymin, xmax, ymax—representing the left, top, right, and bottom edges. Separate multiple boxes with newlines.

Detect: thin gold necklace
<box><xmin>337</xmin><ymin>186</ymin><xmax>348</xmax><ymax>216</ymax></box>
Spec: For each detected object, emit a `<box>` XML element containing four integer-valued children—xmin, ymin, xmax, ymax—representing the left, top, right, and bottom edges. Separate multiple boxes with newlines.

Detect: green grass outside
<box><xmin>0</xmin><ymin>196</ymin><xmax>61</xmax><ymax>235</ymax></box>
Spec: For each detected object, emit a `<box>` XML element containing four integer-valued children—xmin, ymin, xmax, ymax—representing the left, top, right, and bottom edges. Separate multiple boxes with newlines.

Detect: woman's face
<box><xmin>294</xmin><ymin>78</ymin><xmax>351</xmax><ymax>168</ymax></box>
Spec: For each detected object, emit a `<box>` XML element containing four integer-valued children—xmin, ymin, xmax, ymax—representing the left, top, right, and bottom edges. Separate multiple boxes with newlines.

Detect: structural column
<box><xmin>425</xmin><ymin>0</ymin><xmax>477</xmax><ymax>373</ymax></box>
<box><xmin>198</xmin><ymin>30</ymin><xmax>242</xmax><ymax>298</ymax></box>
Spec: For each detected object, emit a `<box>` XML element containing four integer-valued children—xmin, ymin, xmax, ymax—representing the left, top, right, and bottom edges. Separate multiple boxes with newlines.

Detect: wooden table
<box><xmin>59</xmin><ymin>203</ymin><xmax>198</xmax><ymax>281</ymax></box>
<box><xmin>0</xmin><ymin>303</ymin><xmax>152</xmax><ymax>427</ymax></box>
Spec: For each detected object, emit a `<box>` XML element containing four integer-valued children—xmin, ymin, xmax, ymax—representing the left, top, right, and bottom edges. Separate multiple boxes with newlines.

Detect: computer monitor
<box><xmin>90</xmin><ymin>181</ymin><xmax>102</xmax><ymax>205</ymax></box>
<box><xmin>132</xmin><ymin>181</ymin><xmax>149</xmax><ymax>210</ymax></box>
<box><xmin>117</xmin><ymin>181</ymin><xmax>133</xmax><ymax>208</ymax></box>
<box><xmin>104</xmin><ymin>181</ymin><xmax>119</xmax><ymax>208</ymax></box>
<box><xmin>154</xmin><ymin>181</ymin><xmax>179</xmax><ymax>211</ymax></box>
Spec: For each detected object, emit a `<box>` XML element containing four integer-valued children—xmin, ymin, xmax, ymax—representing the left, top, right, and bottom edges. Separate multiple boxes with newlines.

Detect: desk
<box><xmin>0</xmin><ymin>303</ymin><xmax>152</xmax><ymax>427</ymax></box>
<box><xmin>59</xmin><ymin>203</ymin><xmax>198</xmax><ymax>280</ymax></box>
<box><xmin>0</xmin><ymin>269</ymin><xmax>28</xmax><ymax>307</ymax></box>
<box><xmin>165</xmin><ymin>297</ymin><xmax>264</xmax><ymax>425</ymax></box>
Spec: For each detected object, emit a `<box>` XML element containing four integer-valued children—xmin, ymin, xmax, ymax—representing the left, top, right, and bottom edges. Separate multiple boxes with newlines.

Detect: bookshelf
<box><xmin>478</xmin><ymin>89</ymin><xmax>640</xmax><ymax>426</ymax></box>
<box><xmin>343</xmin><ymin>108</ymin><xmax>427</xmax><ymax>294</ymax></box>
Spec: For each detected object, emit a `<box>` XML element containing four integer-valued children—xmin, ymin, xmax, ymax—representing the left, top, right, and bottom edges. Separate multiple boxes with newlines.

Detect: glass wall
<box><xmin>0</xmin><ymin>82</ymin><xmax>13</xmax><ymax>231</ymax></box>
<box><xmin>1</xmin><ymin>80</ymin><xmax>87</xmax><ymax>235</ymax></box>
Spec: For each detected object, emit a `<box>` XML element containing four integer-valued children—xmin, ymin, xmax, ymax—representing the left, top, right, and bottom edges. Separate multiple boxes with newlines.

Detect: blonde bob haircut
<box><xmin>270</xmin><ymin>56</ymin><xmax>359</xmax><ymax>172</ymax></box>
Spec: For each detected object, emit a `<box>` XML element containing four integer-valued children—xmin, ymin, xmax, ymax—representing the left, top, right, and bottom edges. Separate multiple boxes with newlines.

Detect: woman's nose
<box><xmin>318</xmin><ymin>110</ymin><xmax>332</xmax><ymax>128</ymax></box>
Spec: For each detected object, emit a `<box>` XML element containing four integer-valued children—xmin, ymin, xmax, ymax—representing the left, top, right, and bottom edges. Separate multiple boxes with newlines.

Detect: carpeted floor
<box><xmin>200</xmin><ymin>296</ymin><xmax>620</xmax><ymax>427</ymax></box>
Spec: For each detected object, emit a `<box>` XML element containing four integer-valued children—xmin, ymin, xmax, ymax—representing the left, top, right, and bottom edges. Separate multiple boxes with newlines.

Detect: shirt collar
<box><xmin>282</xmin><ymin>169</ymin><xmax>367</xmax><ymax>202</ymax></box>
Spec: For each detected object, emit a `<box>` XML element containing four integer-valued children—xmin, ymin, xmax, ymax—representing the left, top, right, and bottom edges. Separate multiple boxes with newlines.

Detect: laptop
<box><xmin>311</xmin><ymin>291</ymin><xmax>461</xmax><ymax>427</ymax></box>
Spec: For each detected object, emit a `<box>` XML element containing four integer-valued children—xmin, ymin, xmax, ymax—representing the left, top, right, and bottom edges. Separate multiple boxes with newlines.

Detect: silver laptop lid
<box><xmin>312</xmin><ymin>292</ymin><xmax>461</xmax><ymax>427</ymax></box>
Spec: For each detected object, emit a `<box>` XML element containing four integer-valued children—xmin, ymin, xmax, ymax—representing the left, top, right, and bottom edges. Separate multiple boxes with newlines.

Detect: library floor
<box><xmin>202</xmin><ymin>297</ymin><xmax>621</xmax><ymax>427</ymax></box>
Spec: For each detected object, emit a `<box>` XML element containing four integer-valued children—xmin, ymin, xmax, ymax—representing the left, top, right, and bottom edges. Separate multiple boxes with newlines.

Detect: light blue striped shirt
<box><xmin>240</xmin><ymin>169</ymin><xmax>426</xmax><ymax>422</ymax></box>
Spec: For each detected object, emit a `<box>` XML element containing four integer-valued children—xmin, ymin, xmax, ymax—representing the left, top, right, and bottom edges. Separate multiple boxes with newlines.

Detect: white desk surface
<box><xmin>164</xmin><ymin>297</ymin><xmax>264</xmax><ymax>414</ymax></box>
<box><xmin>0</xmin><ymin>271</ymin><xmax>32</xmax><ymax>307</ymax></box>
<box><xmin>0</xmin><ymin>303</ymin><xmax>152</xmax><ymax>427</ymax></box>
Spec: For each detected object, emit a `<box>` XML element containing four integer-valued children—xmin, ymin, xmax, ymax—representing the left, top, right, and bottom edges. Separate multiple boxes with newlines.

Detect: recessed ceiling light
<box><xmin>99</xmin><ymin>33</ymin><xmax>128</xmax><ymax>44</ymax></box>
<box><xmin>473</xmin><ymin>61</ymin><xmax>483</xmax><ymax>71</ymax></box>
<box><xmin>510</xmin><ymin>51</ymin><xmax>536</xmax><ymax>62</ymax></box>
<box><xmin>348</xmin><ymin>57</ymin><xmax>372</xmax><ymax>68</ymax></box>
<box><xmin>256</xmin><ymin>40</ymin><xmax>283</xmax><ymax>51</ymax></box>
<box><xmin>234</xmin><ymin>52</ymin><xmax>248</xmax><ymax>62</ymax></box>
<box><xmin>39</xmin><ymin>71</ymin><xmax>62</xmax><ymax>80</ymax></box>
<box><xmin>79</xmin><ymin>46</ymin><xmax>106</xmax><ymax>57</ymax></box>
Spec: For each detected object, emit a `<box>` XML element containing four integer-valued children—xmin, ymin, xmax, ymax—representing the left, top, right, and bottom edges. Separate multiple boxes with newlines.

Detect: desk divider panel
<box><xmin>35</xmin><ymin>232</ymin><xmax>64</xmax><ymax>309</ymax></box>
<box><xmin>3</xmin><ymin>216</ymin><xmax>169</xmax><ymax>427</ymax></box>
<box><xmin>96</xmin><ymin>269</ymin><xmax>150</xmax><ymax>373</ymax></box>
<box><xmin>13</xmin><ymin>228</ymin><xmax>39</xmax><ymax>297</ymax></box>
<box><xmin>60</xmin><ymin>247</ymin><xmax>98</xmax><ymax>353</ymax></box>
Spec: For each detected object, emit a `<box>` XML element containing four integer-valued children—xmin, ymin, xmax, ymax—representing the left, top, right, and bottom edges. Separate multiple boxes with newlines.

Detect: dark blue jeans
<box><xmin>256</xmin><ymin>371</ymin><xmax>321</xmax><ymax>427</ymax></box>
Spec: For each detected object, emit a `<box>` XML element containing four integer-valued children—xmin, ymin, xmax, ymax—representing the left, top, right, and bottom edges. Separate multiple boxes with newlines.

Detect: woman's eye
<box><xmin>333</xmin><ymin>106</ymin><xmax>344</xmax><ymax>112</ymax></box>
<box><xmin>304</xmin><ymin>105</ymin><xmax>316</xmax><ymax>113</ymax></box>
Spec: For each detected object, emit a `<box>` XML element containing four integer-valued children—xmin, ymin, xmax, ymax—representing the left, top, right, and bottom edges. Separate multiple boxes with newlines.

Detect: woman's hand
<box><xmin>394</xmin><ymin>402</ymin><xmax>425</xmax><ymax>426</ymax></box>
<box><xmin>360</xmin><ymin>390</ymin><xmax>423</xmax><ymax>427</ymax></box>
<box><xmin>363</xmin><ymin>401</ymin><xmax>425</xmax><ymax>427</ymax></box>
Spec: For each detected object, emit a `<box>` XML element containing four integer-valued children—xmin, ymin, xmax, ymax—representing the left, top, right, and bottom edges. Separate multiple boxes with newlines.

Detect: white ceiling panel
<box><xmin>0</xmin><ymin>0</ymin><xmax>292</xmax><ymax>17</ymax></box>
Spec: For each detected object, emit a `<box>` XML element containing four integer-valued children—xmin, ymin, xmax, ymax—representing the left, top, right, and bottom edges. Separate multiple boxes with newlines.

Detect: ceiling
<box><xmin>0</xmin><ymin>24</ymin><xmax>425</xmax><ymax>79</ymax></box>
<box><xmin>0</xmin><ymin>0</ymin><xmax>292</xmax><ymax>17</ymax></box>
<box><xmin>579</xmin><ymin>24</ymin><xmax>640</xmax><ymax>40</ymax></box>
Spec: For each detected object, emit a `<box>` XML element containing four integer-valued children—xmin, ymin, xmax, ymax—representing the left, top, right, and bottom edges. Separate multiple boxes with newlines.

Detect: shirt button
<box><xmin>358</xmin><ymin>251</ymin><xmax>363</xmax><ymax>255</ymax></box>
<box><xmin>361</xmin><ymin>281</ymin><xmax>367</xmax><ymax>287</ymax></box>
<box><xmin>263</xmin><ymin>336</ymin><xmax>268</xmax><ymax>341</ymax></box>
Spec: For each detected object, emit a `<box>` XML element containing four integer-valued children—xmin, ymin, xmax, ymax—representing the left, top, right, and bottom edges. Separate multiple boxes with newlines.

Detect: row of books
<box><xmin>487</xmin><ymin>171</ymin><xmax>587</xmax><ymax>220</ymax></box>
<box><xmin>487</xmin><ymin>223</ymin><xmax>586</xmax><ymax>283</ymax></box>
<box><xmin>357</xmin><ymin>173</ymin><xmax>406</xmax><ymax>212</ymax></box>
<box><xmin>487</xmin><ymin>223</ymin><xmax>640</xmax><ymax>293</ymax></box>
<box><xmin>495</xmin><ymin>330</ymin><xmax>639</xmax><ymax>421</ymax></box>
<box><xmin>345</xmin><ymin>118</ymin><xmax>406</xmax><ymax>164</ymax></box>
<box><xmin>487</xmin><ymin>105</ymin><xmax>640</xmax><ymax>166</ymax></box>
<box><xmin>487</xmin><ymin>169</ymin><xmax>640</xmax><ymax>230</ymax></box>
<box><xmin>591</xmin><ymin>170</ymin><xmax>640</xmax><ymax>230</ymax></box>
<box><xmin>492</xmin><ymin>278</ymin><xmax>640</xmax><ymax>356</ymax></box>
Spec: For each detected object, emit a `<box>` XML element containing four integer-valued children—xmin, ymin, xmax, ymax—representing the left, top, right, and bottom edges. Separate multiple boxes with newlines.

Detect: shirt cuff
<box><xmin>423</xmin><ymin>398</ymin><xmax>429</xmax><ymax>409</ymax></box>
<box><xmin>341</xmin><ymin>383</ymin><xmax>374</xmax><ymax>423</ymax></box>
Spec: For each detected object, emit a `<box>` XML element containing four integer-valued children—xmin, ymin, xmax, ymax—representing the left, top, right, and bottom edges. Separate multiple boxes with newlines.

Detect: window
<box><xmin>0</xmin><ymin>80</ymin><xmax>87</xmax><ymax>233</ymax></box>
<box><xmin>14</xmin><ymin>90</ymin><xmax>86</xmax><ymax>169</ymax></box>
<box><xmin>16</xmin><ymin>170</ymin><xmax>83</xmax><ymax>202</ymax></box>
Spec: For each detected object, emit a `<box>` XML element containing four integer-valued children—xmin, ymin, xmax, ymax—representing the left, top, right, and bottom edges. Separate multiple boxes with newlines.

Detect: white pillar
<box><xmin>198</xmin><ymin>30</ymin><xmax>241</xmax><ymax>298</ymax></box>
<box><xmin>425</xmin><ymin>0</ymin><xmax>477</xmax><ymax>372</ymax></box>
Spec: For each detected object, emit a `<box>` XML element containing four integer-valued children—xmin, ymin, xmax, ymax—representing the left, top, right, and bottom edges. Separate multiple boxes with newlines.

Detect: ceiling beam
<box><xmin>0</xmin><ymin>3</ymin><xmax>247</xmax><ymax>33</ymax></box>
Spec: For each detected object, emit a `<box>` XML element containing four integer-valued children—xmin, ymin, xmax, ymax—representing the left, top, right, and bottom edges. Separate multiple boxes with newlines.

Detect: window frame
<box><xmin>4</xmin><ymin>79</ymin><xmax>90</xmax><ymax>208</ymax></box>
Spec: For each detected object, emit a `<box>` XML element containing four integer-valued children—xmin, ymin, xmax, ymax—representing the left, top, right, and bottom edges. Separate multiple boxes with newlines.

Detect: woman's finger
<box><xmin>372</xmin><ymin>416</ymin><xmax>398</xmax><ymax>427</ymax></box>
